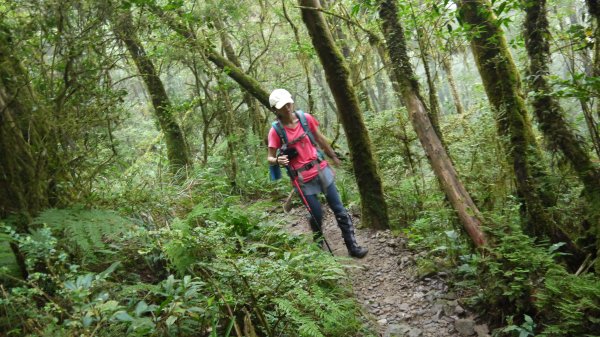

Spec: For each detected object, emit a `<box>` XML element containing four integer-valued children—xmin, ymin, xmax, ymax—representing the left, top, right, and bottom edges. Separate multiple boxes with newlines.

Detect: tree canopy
<box><xmin>1</xmin><ymin>0</ymin><xmax>599</xmax><ymax>336</ymax></box>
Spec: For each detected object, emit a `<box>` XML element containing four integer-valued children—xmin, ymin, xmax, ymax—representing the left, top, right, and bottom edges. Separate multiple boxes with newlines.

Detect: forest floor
<box><xmin>282</xmin><ymin>205</ymin><xmax>491</xmax><ymax>337</ymax></box>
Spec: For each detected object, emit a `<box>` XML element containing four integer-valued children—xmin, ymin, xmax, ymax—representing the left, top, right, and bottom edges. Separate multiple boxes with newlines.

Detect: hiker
<box><xmin>267</xmin><ymin>88</ymin><xmax>368</xmax><ymax>258</ymax></box>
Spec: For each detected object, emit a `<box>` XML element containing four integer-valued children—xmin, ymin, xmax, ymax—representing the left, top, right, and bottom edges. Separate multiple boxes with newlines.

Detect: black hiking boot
<box><xmin>336</xmin><ymin>212</ymin><xmax>368</xmax><ymax>258</ymax></box>
<box><xmin>309</xmin><ymin>217</ymin><xmax>325</xmax><ymax>249</ymax></box>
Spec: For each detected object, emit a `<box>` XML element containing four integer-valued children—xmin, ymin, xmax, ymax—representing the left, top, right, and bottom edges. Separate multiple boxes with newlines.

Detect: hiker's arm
<box><xmin>268</xmin><ymin>147</ymin><xmax>289</xmax><ymax>166</ymax></box>
<box><xmin>314</xmin><ymin>129</ymin><xmax>341</xmax><ymax>166</ymax></box>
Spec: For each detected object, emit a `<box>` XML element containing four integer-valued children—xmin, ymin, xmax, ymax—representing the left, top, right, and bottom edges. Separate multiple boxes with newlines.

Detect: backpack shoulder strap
<box><xmin>271</xmin><ymin>120</ymin><xmax>288</xmax><ymax>146</ymax></box>
<box><xmin>294</xmin><ymin>110</ymin><xmax>317</xmax><ymax>146</ymax></box>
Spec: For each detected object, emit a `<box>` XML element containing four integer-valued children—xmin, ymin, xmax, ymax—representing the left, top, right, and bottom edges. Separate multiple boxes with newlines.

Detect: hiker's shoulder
<box><xmin>296</xmin><ymin>110</ymin><xmax>316</xmax><ymax>121</ymax></box>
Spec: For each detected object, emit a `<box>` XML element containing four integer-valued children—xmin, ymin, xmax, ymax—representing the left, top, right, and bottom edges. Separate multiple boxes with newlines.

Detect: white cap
<box><xmin>269</xmin><ymin>89</ymin><xmax>294</xmax><ymax>109</ymax></box>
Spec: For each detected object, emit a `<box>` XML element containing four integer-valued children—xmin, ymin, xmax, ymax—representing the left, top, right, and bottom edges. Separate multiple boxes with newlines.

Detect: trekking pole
<box><xmin>284</xmin><ymin>165</ymin><xmax>333</xmax><ymax>255</ymax></box>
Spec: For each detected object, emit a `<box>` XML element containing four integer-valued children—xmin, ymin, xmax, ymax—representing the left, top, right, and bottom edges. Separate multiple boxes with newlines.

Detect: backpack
<box><xmin>271</xmin><ymin>110</ymin><xmax>318</xmax><ymax>148</ymax></box>
<box><xmin>269</xmin><ymin>111</ymin><xmax>323</xmax><ymax>181</ymax></box>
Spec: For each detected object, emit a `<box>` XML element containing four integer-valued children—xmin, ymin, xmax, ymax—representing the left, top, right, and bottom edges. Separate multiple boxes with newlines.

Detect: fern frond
<box><xmin>0</xmin><ymin>231</ymin><xmax>20</xmax><ymax>279</ymax></box>
<box><xmin>32</xmin><ymin>208</ymin><xmax>132</xmax><ymax>262</ymax></box>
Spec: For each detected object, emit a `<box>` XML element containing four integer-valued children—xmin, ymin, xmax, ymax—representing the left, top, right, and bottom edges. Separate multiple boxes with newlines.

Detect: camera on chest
<box><xmin>280</xmin><ymin>145</ymin><xmax>299</xmax><ymax>160</ymax></box>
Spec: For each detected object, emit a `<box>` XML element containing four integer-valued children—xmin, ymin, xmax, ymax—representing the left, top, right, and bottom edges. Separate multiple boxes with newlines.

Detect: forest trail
<box><xmin>283</xmin><ymin>206</ymin><xmax>490</xmax><ymax>337</ymax></box>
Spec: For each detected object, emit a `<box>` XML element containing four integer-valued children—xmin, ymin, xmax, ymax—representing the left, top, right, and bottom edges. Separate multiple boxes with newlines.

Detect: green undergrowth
<box><xmin>0</xmin><ymin>161</ymin><xmax>376</xmax><ymax>337</ymax></box>
<box><xmin>370</xmin><ymin>107</ymin><xmax>600</xmax><ymax>336</ymax></box>
<box><xmin>401</xmin><ymin>198</ymin><xmax>600</xmax><ymax>336</ymax></box>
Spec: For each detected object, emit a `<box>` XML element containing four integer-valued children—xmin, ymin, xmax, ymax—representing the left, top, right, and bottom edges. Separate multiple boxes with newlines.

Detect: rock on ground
<box><xmin>284</xmin><ymin>207</ymin><xmax>484</xmax><ymax>336</ymax></box>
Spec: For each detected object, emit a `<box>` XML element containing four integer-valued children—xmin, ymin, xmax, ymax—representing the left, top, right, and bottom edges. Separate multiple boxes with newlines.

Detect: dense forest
<box><xmin>1</xmin><ymin>0</ymin><xmax>599</xmax><ymax>336</ymax></box>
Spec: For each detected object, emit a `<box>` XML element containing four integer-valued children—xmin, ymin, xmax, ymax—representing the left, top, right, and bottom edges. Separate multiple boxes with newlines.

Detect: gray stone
<box><xmin>455</xmin><ymin>304</ymin><xmax>465</xmax><ymax>315</ymax></box>
<box><xmin>455</xmin><ymin>318</ymin><xmax>476</xmax><ymax>336</ymax></box>
<box><xmin>474</xmin><ymin>324</ymin><xmax>490</xmax><ymax>337</ymax></box>
<box><xmin>384</xmin><ymin>324</ymin><xmax>410</xmax><ymax>337</ymax></box>
<box><xmin>430</xmin><ymin>302</ymin><xmax>444</xmax><ymax>319</ymax></box>
<box><xmin>407</xmin><ymin>328</ymin><xmax>423</xmax><ymax>337</ymax></box>
<box><xmin>443</xmin><ymin>302</ymin><xmax>455</xmax><ymax>316</ymax></box>
<box><xmin>399</xmin><ymin>302</ymin><xmax>411</xmax><ymax>311</ymax></box>
<box><xmin>378</xmin><ymin>318</ymin><xmax>388</xmax><ymax>325</ymax></box>
<box><xmin>444</xmin><ymin>292</ymin><xmax>457</xmax><ymax>300</ymax></box>
<box><xmin>384</xmin><ymin>324</ymin><xmax>423</xmax><ymax>337</ymax></box>
<box><xmin>413</xmin><ymin>292</ymin><xmax>425</xmax><ymax>299</ymax></box>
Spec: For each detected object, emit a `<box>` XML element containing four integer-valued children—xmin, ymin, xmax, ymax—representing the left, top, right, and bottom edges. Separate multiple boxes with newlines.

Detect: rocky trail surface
<box><xmin>283</xmin><ymin>207</ymin><xmax>490</xmax><ymax>337</ymax></box>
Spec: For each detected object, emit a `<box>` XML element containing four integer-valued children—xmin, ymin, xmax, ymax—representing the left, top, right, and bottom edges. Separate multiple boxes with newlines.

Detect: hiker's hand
<box><xmin>331</xmin><ymin>156</ymin><xmax>342</xmax><ymax>167</ymax></box>
<box><xmin>277</xmin><ymin>155</ymin><xmax>289</xmax><ymax>166</ymax></box>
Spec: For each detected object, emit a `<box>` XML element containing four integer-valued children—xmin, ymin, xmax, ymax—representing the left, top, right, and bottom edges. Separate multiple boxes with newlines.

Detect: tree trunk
<box><xmin>524</xmin><ymin>0</ymin><xmax>600</xmax><ymax>256</ymax></box>
<box><xmin>299</xmin><ymin>0</ymin><xmax>390</xmax><ymax>229</ymax></box>
<box><xmin>220</xmin><ymin>86</ymin><xmax>239</xmax><ymax>186</ymax></box>
<box><xmin>326</xmin><ymin>7</ymin><xmax>376</xmax><ymax>114</ymax></box>
<box><xmin>0</xmin><ymin>24</ymin><xmax>58</xmax><ymax>278</ymax></box>
<box><xmin>282</xmin><ymin>0</ymin><xmax>315</xmax><ymax>113</ymax></box>
<box><xmin>211</xmin><ymin>7</ymin><xmax>265</xmax><ymax>138</ymax></box>
<box><xmin>379</xmin><ymin>0</ymin><xmax>486</xmax><ymax>247</ymax></box>
<box><xmin>150</xmin><ymin>7</ymin><xmax>271</xmax><ymax>110</ymax></box>
<box><xmin>442</xmin><ymin>56</ymin><xmax>465</xmax><ymax>115</ymax></box>
<box><xmin>113</xmin><ymin>11</ymin><xmax>191</xmax><ymax>173</ymax></box>
<box><xmin>457</xmin><ymin>0</ymin><xmax>579</xmax><ymax>253</ymax></box>
<box><xmin>554</xmin><ymin>4</ymin><xmax>600</xmax><ymax>159</ymax></box>
<box><xmin>587</xmin><ymin>0</ymin><xmax>600</xmax><ymax>143</ymax></box>
<box><xmin>0</xmin><ymin>24</ymin><xmax>53</xmax><ymax>221</ymax></box>
<box><xmin>414</xmin><ymin>26</ymin><xmax>443</xmax><ymax>137</ymax></box>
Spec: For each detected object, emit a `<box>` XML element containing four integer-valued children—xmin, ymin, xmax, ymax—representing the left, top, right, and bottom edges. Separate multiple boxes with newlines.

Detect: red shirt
<box><xmin>268</xmin><ymin>113</ymin><xmax>328</xmax><ymax>182</ymax></box>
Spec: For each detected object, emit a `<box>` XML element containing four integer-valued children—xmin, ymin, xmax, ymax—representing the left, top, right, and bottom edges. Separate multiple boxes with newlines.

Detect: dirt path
<box><xmin>283</xmin><ymin>206</ymin><xmax>489</xmax><ymax>337</ymax></box>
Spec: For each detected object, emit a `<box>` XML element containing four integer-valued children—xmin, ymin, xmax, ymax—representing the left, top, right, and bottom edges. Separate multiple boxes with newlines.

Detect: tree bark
<box><xmin>442</xmin><ymin>56</ymin><xmax>465</xmax><ymax>115</ymax></box>
<box><xmin>299</xmin><ymin>0</ymin><xmax>390</xmax><ymax>229</ymax></box>
<box><xmin>524</xmin><ymin>0</ymin><xmax>600</xmax><ymax>256</ymax></box>
<box><xmin>414</xmin><ymin>26</ymin><xmax>443</xmax><ymax>138</ymax></box>
<box><xmin>210</xmin><ymin>7</ymin><xmax>265</xmax><ymax>138</ymax></box>
<box><xmin>324</xmin><ymin>3</ymin><xmax>376</xmax><ymax>114</ymax></box>
<box><xmin>282</xmin><ymin>0</ymin><xmax>315</xmax><ymax>113</ymax></box>
<box><xmin>457</xmin><ymin>0</ymin><xmax>579</xmax><ymax>253</ymax></box>
<box><xmin>113</xmin><ymin>11</ymin><xmax>191</xmax><ymax>173</ymax></box>
<box><xmin>149</xmin><ymin>7</ymin><xmax>271</xmax><ymax>110</ymax></box>
<box><xmin>0</xmin><ymin>23</ymin><xmax>58</xmax><ymax>278</ymax></box>
<box><xmin>379</xmin><ymin>0</ymin><xmax>486</xmax><ymax>247</ymax></box>
<box><xmin>0</xmin><ymin>24</ymin><xmax>52</xmax><ymax>221</ymax></box>
<box><xmin>587</xmin><ymin>0</ymin><xmax>600</xmax><ymax>140</ymax></box>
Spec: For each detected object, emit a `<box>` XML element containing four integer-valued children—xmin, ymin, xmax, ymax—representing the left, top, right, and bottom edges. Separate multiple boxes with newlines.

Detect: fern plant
<box><xmin>0</xmin><ymin>226</ymin><xmax>20</xmax><ymax>280</ymax></box>
<box><xmin>32</xmin><ymin>208</ymin><xmax>132</xmax><ymax>264</ymax></box>
<box><xmin>535</xmin><ymin>268</ymin><xmax>600</xmax><ymax>336</ymax></box>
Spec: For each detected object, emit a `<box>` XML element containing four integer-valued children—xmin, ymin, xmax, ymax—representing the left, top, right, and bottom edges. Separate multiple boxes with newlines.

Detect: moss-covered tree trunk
<box><xmin>587</xmin><ymin>1</ymin><xmax>600</xmax><ymax>123</ymax></box>
<box><xmin>524</xmin><ymin>0</ymin><xmax>600</xmax><ymax>258</ymax></box>
<box><xmin>210</xmin><ymin>4</ymin><xmax>267</xmax><ymax>139</ymax></box>
<box><xmin>379</xmin><ymin>0</ymin><xmax>486</xmax><ymax>247</ymax></box>
<box><xmin>299</xmin><ymin>0</ymin><xmax>389</xmax><ymax>229</ymax></box>
<box><xmin>149</xmin><ymin>7</ymin><xmax>271</xmax><ymax>111</ymax></box>
<box><xmin>282</xmin><ymin>0</ymin><xmax>316</xmax><ymax>114</ymax></box>
<box><xmin>0</xmin><ymin>23</ymin><xmax>58</xmax><ymax>278</ymax></box>
<box><xmin>457</xmin><ymin>0</ymin><xmax>578</xmax><ymax>253</ymax></box>
<box><xmin>113</xmin><ymin>11</ymin><xmax>190</xmax><ymax>173</ymax></box>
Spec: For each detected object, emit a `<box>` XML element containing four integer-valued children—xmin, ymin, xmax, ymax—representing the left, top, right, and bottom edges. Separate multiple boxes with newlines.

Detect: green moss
<box><xmin>300</xmin><ymin>0</ymin><xmax>389</xmax><ymax>229</ymax></box>
<box><xmin>458</xmin><ymin>0</ymin><xmax>578</xmax><ymax>252</ymax></box>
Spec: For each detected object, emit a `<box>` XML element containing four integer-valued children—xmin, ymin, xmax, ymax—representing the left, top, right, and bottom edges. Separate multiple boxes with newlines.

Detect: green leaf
<box><xmin>82</xmin><ymin>315</ymin><xmax>94</xmax><ymax>327</ymax></box>
<box><xmin>166</xmin><ymin>315</ymin><xmax>177</xmax><ymax>326</ymax></box>
<box><xmin>547</xmin><ymin>242</ymin><xmax>566</xmax><ymax>254</ymax></box>
<box><xmin>135</xmin><ymin>301</ymin><xmax>149</xmax><ymax>317</ymax></box>
<box><xmin>496</xmin><ymin>2</ymin><xmax>507</xmax><ymax>15</ymax></box>
<box><xmin>98</xmin><ymin>261</ymin><xmax>121</xmax><ymax>279</ymax></box>
<box><xmin>113</xmin><ymin>311</ymin><xmax>134</xmax><ymax>322</ymax></box>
